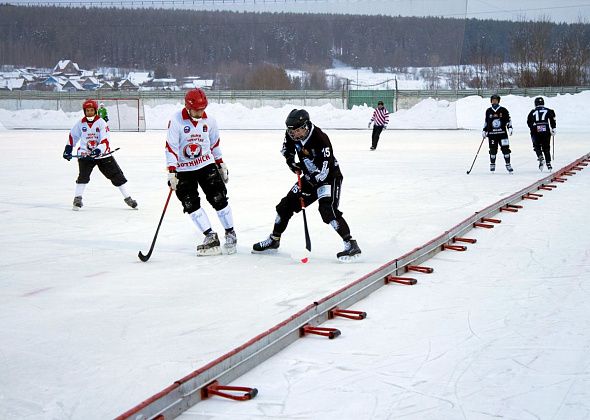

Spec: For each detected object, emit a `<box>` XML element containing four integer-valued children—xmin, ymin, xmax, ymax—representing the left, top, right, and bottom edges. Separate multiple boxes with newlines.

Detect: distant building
<box><xmin>81</xmin><ymin>77</ymin><xmax>101</xmax><ymax>91</ymax></box>
<box><xmin>62</xmin><ymin>79</ymin><xmax>85</xmax><ymax>92</ymax></box>
<box><xmin>181</xmin><ymin>76</ymin><xmax>214</xmax><ymax>89</ymax></box>
<box><xmin>52</xmin><ymin>60</ymin><xmax>82</xmax><ymax>77</ymax></box>
<box><xmin>126</xmin><ymin>71</ymin><xmax>152</xmax><ymax>86</ymax></box>
<box><xmin>118</xmin><ymin>79</ymin><xmax>140</xmax><ymax>91</ymax></box>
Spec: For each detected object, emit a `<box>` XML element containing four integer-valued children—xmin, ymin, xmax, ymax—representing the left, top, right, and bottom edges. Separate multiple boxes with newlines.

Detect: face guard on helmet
<box><xmin>285</xmin><ymin>109</ymin><xmax>311</xmax><ymax>141</ymax></box>
<box><xmin>82</xmin><ymin>99</ymin><xmax>98</xmax><ymax>121</ymax></box>
<box><xmin>534</xmin><ymin>97</ymin><xmax>544</xmax><ymax>106</ymax></box>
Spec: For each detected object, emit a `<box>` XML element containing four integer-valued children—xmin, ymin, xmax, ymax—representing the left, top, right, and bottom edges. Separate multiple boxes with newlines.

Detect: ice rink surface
<box><xmin>1</xmin><ymin>128</ymin><xmax>589</xmax><ymax>419</ymax></box>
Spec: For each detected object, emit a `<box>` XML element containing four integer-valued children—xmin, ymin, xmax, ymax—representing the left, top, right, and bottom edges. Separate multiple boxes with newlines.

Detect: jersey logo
<box><xmin>203</xmin><ymin>125</ymin><xmax>208</xmax><ymax>132</ymax></box>
<box><xmin>184</xmin><ymin>126</ymin><xmax>191</xmax><ymax>134</ymax></box>
<box><xmin>183</xmin><ymin>143</ymin><xmax>202</xmax><ymax>159</ymax></box>
<box><xmin>492</xmin><ymin>119</ymin><xmax>502</xmax><ymax>129</ymax></box>
<box><xmin>82</xmin><ymin>127</ymin><xmax>87</xmax><ymax>132</ymax></box>
<box><xmin>87</xmin><ymin>140</ymin><xmax>98</xmax><ymax>149</ymax></box>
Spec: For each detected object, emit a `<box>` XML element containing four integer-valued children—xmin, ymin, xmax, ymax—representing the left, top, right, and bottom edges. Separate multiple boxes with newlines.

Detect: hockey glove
<box><xmin>551</xmin><ymin>128</ymin><xmax>557</xmax><ymax>135</ymax></box>
<box><xmin>104</xmin><ymin>116</ymin><xmax>109</xmax><ymax>122</ymax></box>
<box><xmin>481</xmin><ymin>130</ymin><xmax>487</xmax><ymax>139</ymax></box>
<box><xmin>90</xmin><ymin>148</ymin><xmax>101</xmax><ymax>158</ymax></box>
<box><xmin>383</xmin><ymin>125</ymin><xmax>387</xmax><ymax>130</ymax></box>
<box><xmin>167</xmin><ymin>171</ymin><xmax>179</xmax><ymax>190</ymax></box>
<box><xmin>62</xmin><ymin>145</ymin><xmax>73</xmax><ymax>161</ymax></box>
<box><xmin>286</xmin><ymin>158</ymin><xmax>301</xmax><ymax>174</ymax></box>
<box><xmin>508</xmin><ymin>127</ymin><xmax>513</xmax><ymax>136</ymax></box>
<box><xmin>368</xmin><ymin>122</ymin><xmax>372</xmax><ymax>129</ymax></box>
<box><xmin>217</xmin><ymin>162</ymin><xmax>229</xmax><ymax>184</ymax></box>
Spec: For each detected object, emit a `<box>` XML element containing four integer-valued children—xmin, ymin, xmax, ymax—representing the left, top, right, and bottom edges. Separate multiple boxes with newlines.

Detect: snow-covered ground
<box><xmin>1</xmin><ymin>94</ymin><xmax>589</xmax><ymax>419</ymax></box>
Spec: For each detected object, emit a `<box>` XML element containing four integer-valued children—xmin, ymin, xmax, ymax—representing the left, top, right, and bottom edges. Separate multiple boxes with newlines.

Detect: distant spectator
<box><xmin>368</xmin><ymin>100</ymin><xmax>389</xmax><ymax>150</ymax></box>
<box><xmin>97</xmin><ymin>102</ymin><xmax>109</xmax><ymax>122</ymax></box>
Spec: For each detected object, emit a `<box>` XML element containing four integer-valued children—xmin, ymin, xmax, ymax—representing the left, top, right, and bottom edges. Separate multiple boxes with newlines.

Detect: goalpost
<box><xmin>100</xmin><ymin>98</ymin><xmax>146</xmax><ymax>132</ymax></box>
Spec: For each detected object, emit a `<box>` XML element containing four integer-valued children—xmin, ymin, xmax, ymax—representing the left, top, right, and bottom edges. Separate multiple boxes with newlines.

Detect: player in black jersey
<box><xmin>482</xmin><ymin>94</ymin><xmax>513</xmax><ymax>173</ymax></box>
<box><xmin>252</xmin><ymin>109</ymin><xmax>361</xmax><ymax>261</ymax></box>
<box><xmin>527</xmin><ymin>97</ymin><xmax>557</xmax><ymax>171</ymax></box>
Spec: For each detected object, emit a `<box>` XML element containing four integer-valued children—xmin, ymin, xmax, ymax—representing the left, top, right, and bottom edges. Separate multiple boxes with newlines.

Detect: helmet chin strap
<box><xmin>86</xmin><ymin>115</ymin><xmax>95</xmax><ymax>122</ymax></box>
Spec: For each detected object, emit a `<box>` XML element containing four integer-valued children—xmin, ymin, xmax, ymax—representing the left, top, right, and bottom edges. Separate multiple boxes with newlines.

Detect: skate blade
<box><xmin>72</xmin><ymin>206</ymin><xmax>81</xmax><ymax>211</ymax></box>
<box><xmin>224</xmin><ymin>244</ymin><xmax>237</xmax><ymax>255</ymax></box>
<box><xmin>251</xmin><ymin>249</ymin><xmax>279</xmax><ymax>255</ymax></box>
<box><xmin>197</xmin><ymin>246</ymin><xmax>222</xmax><ymax>256</ymax></box>
<box><xmin>337</xmin><ymin>253</ymin><xmax>361</xmax><ymax>263</ymax></box>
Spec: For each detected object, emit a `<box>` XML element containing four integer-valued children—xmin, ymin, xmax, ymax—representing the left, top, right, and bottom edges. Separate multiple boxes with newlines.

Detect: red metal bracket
<box><xmin>481</xmin><ymin>217</ymin><xmax>501</xmax><ymax>223</ymax></box>
<box><xmin>474</xmin><ymin>222</ymin><xmax>494</xmax><ymax>228</ymax></box>
<box><xmin>453</xmin><ymin>237</ymin><xmax>477</xmax><ymax>244</ymax></box>
<box><xmin>542</xmin><ymin>184</ymin><xmax>557</xmax><ymax>189</ymax></box>
<box><xmin>552</xmin><ymin>177</ymin><xmax>566</xmax><ymax>183</ymax></box>
<box><xmin>506</xmin><ymin>203</ymin><xmax>523</xmax><ymax>209</ymax></box>
<box><xmin>385</xmin><ymin>275</ymin><xmax>417</xmax><ymax>285</ymax></box>
<box><xmin>500</xmin><ymin>206</ymin><xmax>518</xmax><ymax>212</ymax></box>
<box><xmin>572</xmin><ymin>166</ymin><xmax>584</xmax><ymax>170</ymax></box>
<box><xmin>407</xmin><ymin>265</ymin><xmax>434</xmax><ymax>273</ymax></box>
<box><xmin>527</xmin><ymin>192</ymin><xmax>543</xmax><ymax>197</ymax></box>
<box><xmin>443</xmin><ymin>244</ymin><xmax>467</xmax><ymax>251</ymax></box>
<box><xmin>578</xmin><ymin>162</ymin><xmax>588</xmax><ymax>166</ymax></box>
<box><xmin>523</xmin><ymin>194</ymin><xmax>538</xmax><ymax>200</ymax></box>
<box><xmin>201</xmin><ymin>381</ymin><xmax>258</xmax><ymax>401</ymax></box>
<box><xmin>563</xmin><ymin>171</ymin><xmax>576</xmax><ymax>176</ymax></box>
<box><xmin>329</xmin><ymin>308</ymin><xmax>367</xmax><ymax>320</ymax></box>
<box><xmin>301</xmin><ymin>325</ymin><xmax>341</xmax><ymax>339</ymax></box>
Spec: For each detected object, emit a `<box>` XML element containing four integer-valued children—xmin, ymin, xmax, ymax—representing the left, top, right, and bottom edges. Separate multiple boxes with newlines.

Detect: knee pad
<box><xmin>276</xmin><ymin>196</ymin><xmax>296</xmax><ymax>220</ymax></box>
<box><xmin>318</xmin><ymin>198</ymin><xmax>341</xmax><ymax>224</ymax></box>
<box><xmin>181</xmin><ymin>196</ymin><xmax>201</xmax><ymax>214</ymax></box>
<box><xmin>210</xmin><ymin>192</ymin><xmax>228</xmax><ymax>211</ymax></box>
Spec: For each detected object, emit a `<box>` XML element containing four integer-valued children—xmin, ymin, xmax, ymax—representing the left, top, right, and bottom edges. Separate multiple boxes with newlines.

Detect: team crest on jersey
<box><xmin>183</xmin><ymin>142</ymin><xmax>202</xmax><ymax>159</ymax></box>
<box><xmin>82</xmin><ymin>127</ymin><xmax>87</xmax><ymax>132</ymax></box>
<box><xmin>87</xmin><ymin>140</ymin><xmax>98</xmax><ymax>149</ymax></box>
<box><xmin>203</xmin><ymin>125</ymin><xmax>208</xmax><ymax>132</ymax></box>
<box><xmin>492</xmin><ymin>119</ymin><xmax>502</xmax><ymax>128</ymax></box>
<box><xmin>184</xmin><ymin>126</ymin><xmax>191</xmax><ymax>134</ymax></box>
<box><xmin>96</xmin><ymin>127</ymin><xmax>100</xmax><ymax>132</ymax></box>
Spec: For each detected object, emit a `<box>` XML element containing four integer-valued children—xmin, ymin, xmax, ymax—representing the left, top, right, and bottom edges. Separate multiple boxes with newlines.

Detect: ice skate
<box><xmin>505</xmin><ymin>163</ymin><xmax>513</xmax><ymax>173</ymax></box>
<box><xmin>538</xmin><ymin>157</ymin><xmax>544</xmax><ymax>171</ymax></box>
<box><xmin>72</xmin><ymin>196</ymin><xmax>83</xmax><ymax>211</ymax></box>
<box><xmin>337</xmin><ymin>239</ymin><xmax>361</xmax><ymax>262</ymax></box>
<box><xmin>224</xmin><ymin>229</ymin><xmax>237</xmax><ymax>255</ymax></box>
<box><xmin>490</xmin><ymin>163</ymin><xmax>496</xmax><ymax>172</ymax></box>
<box><xmin>547</xmin><ymin>162</ymin><xmax>553</xmax><ymax>171</ymax></box>
<box><xmin>197</xmin><ymin>232</ymin><xmax>222</xmax><ymax>256</ymax></box>
<box><xmin>252</xmin><ymin>235</ymin><xmax>280</xmax><ymax>254</ymax></box>
<box><xmin>370</xmin><ymin>146</ymin><xmax>376</xmax><ymax>151</ymax></box>
<box><xmin>124</xmin><ymin>196</ymin><xmax>138</xmax><ymax>209</ymax></box>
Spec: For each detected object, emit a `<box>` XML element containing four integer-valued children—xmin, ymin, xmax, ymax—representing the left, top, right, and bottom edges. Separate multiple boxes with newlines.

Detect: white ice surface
<box><xmin>0</xmin><ymin>124</ymin><xmax>589</xmax><ymax>419</ymax></box>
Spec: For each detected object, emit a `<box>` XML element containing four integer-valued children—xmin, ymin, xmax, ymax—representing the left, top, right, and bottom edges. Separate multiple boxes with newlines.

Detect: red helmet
<box><xmin>82</xmin><ymin>99</ymin><xmax>98</xmax><ymax>112</ymax></box>
<box><xmin>185</xmin><ymin>88</ymin><xmax>208</xmax><ymax>111</ymax></box>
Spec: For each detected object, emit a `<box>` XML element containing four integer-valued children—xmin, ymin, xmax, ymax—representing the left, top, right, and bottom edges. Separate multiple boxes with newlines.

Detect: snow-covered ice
<box><xmin>0</xmin><ymin>95</ymin><xmax>589</xmax><ymax>419</ymax></box>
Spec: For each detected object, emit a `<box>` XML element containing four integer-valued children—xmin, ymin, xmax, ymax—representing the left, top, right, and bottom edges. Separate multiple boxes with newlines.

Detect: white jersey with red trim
<box><xmin>67</xmin><ymin>117</ymin><xmax>111</xmax><ymax>158</ymax></box>
<box><xmin>165</xmin><ymin>108</ymin><xmax>222</xmax><ymax>172</ymax></box>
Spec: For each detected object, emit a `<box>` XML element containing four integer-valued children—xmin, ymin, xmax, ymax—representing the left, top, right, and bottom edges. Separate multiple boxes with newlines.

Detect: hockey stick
<box><xmin>466</xmin><ymin>137</ymin><xmax>486</xmax><ymax>175</ymax></box>
<box><xmin>72</xmin><ymin>147</ymin><xmax>120</xmax><ymax>159</ymax></box>
<box><xmin>297</xmin><ymin>172</ymin><xmax>311</xmax><ymax>262</ymax></box>
<box><xmin>138</xmin><ymin>188</ymin><xmax>174</xmax><ymax>262</ymax></box>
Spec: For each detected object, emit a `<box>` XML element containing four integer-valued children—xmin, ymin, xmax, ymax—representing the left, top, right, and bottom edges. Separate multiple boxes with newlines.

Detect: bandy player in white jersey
<box><xmin>63</xmin><ymin>99</ymin><xmax>137</xmax><ymax>211</ymax></box>
<box><xmin>165</xmin><ymin>88</ymin><xmax>236</xmax><ymax>256</ymax></box>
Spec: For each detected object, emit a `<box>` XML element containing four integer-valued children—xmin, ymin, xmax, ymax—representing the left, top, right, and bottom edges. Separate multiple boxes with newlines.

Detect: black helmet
<box><xmin>285</xmin><ymin>109</ymin><xmax>310</xmax><ymax>130</ymax></box>
<box><xmin>490</xmin><ymin>94</ymin><xmax>501</xmax><ymax>102</ymax></box>
<box><xmin>534</xmin><ymin>97</ymin><xmax>544</xmax><ymax>106</ymax></box>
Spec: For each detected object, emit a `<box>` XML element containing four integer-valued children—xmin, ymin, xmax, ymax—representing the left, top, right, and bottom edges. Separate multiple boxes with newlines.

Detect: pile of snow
<box><xmin>1</xmin><ymin>91</ymin><xmax>589</xmax><ymax>131</ymax></box>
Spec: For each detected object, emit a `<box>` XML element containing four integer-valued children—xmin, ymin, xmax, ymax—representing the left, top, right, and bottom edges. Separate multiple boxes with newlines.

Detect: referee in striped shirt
<box><xmin>368</xmin><ymin>100</ymin><xmax>390</xmax><ymax>150</ymax></box>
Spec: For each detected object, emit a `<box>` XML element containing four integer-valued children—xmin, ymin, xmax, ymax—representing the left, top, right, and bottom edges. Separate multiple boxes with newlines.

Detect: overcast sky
<box><xmin>6</xmin><ymin>0</ymin><xmax>590</xmax><ymax>23</ymax></box>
